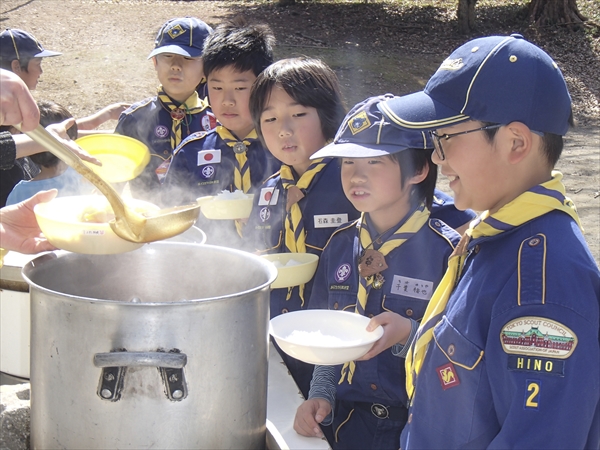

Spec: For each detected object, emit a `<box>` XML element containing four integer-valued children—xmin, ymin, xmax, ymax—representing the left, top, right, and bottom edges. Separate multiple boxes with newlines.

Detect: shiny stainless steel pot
<box><xmin>22</xmin><ymin>242</ymin><xmax>277</xmax><ymax>449</ymax></box>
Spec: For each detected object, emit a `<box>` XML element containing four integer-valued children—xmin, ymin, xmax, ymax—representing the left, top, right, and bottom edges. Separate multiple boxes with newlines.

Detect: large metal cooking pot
<box><xmin>22</xmin><ymin>242</ymin><xmax>277</xmax><ymax>449</ymax></box>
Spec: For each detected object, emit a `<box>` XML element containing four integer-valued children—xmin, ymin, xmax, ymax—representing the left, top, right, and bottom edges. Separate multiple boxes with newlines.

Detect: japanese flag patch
<box><xmin>197</xmin><ymin>149</ymin><xmax>221</xmax><ymax>166</ymax></box>
<box><xmin>258</xmin><ymin>187</ymin><xmax>280</xmax><ymax>206</ymax></box>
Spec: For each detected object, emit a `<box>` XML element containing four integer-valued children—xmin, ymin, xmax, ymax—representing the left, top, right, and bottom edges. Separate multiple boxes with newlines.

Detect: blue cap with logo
<box><xmin>0</xmin><ymin>28</ymin><xmax>61</xmax><ymax>60</ymax></box>
<box><xmin>148</xmin><ymin>17</ymin><xmax>213</xmax><ymax>59</ymax></box>
<box><xmin>378</xmin><ymin>34</ymin><xmax>572</xmax><ymax>136</ymax></box>
<box><xmin>311</xmin><ymin>94</ymin><xmax>431</xmax><ymax>159</ymax></box>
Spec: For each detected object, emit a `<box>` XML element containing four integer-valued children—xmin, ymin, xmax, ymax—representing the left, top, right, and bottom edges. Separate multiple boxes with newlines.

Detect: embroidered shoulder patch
<box><xmin>500</xmin><ymin>316</ymin><xmax>577</xmax><ymax>359</ymax></box>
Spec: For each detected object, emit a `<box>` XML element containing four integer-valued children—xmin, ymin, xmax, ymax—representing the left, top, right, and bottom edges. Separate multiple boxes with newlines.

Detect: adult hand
<box><xmin>356</xmin><ymin>311</ymin><xmax>412</xmax><ymax>361</ymax></box>
<box><xmin>293</xmin><ymin>398</ymin><xmax>332</xmax><ymax>438</ymax></box>
<box><xmin>46</xmin><ymin>118</ymin><xmax>102</xmax><ymax>166</ymax></box>
<box><xmin>0</xmin><ymin>189</ymin><xmax>58</xmax><ymax>254</ymax></box>
<box><xmin>0</xmin><ymin>69</ymin><xmax>40</xmax><ymax>131</ymax></box>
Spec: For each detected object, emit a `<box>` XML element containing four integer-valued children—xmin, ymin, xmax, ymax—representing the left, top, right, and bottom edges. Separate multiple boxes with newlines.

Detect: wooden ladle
<box><xmin>23</xmin><ymin>125</ymin><xmax>200</xmax><ymax>243</ymax></box>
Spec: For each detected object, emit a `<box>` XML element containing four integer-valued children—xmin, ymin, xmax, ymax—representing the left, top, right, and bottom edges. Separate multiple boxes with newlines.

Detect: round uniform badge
<box><xmin>259</xmin><ymin>207</ymin><xmax>271</xmax><ymax>222</ymax></box>
<box><xmin>201</xmin><ymin>165</ymin><xmax>215</xmax><ymax>179</ymax></box>
<box><xmin>335</xmin><ymin>263</ymin><xmax>352</xmax><ymax>283</ymax></box>
<box><xmin>170</xmin><ymin>108</ymin><xmax>186</xmax><ymax>121</ymax></box>
<box><xmin>155</xmin><ymin>125</ymin><xmax>169</xmax><ymax>138</ymax></box>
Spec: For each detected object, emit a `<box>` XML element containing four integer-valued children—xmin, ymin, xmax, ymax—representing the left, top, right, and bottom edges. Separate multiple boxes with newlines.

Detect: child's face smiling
<box><xmin>260</xmin><ymin>86</ymin><xmax>327</xmax><ymax>176</ymax></box>
<box><xmin>207</xmin><ymin>66</ymin><xmax>256</xmax><ymax>139</ymax></box>
<box><xmin>16</xmin><ymin>58</ymin><xmax>43</xmax><ymax>90</ymax></box>
<box><xmin>432</xmin><ymin>120</ymin><xmax>509</xmax><ymax>214</ymax></box>
<box><xmin>153</xmin><ymin>53</ymin><xmax>204</xmax><ymax>103</ymax></box>
<box><xmin>342</xmin><ymin>156</ymin><xmax>416</xmax><ymax>234</ymax></box>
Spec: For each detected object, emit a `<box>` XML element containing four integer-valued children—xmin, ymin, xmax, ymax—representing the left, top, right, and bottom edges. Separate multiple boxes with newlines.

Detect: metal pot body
<box><xmin>23</xmin><ymin>243</ymin><xmax>276</xmax><ymax>449</ymax></box>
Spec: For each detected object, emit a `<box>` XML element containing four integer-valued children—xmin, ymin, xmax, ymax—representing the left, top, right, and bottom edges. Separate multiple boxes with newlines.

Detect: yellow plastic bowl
<box><xmin>34</xmin><ymin>195</ymin><xmax>160</xmax><ymax>254</ymax></box>
<box><xmin>197</xmin><ymin>194</ymin><xmax>254</xmax><ymax>220</ymax></box>
<box><xmin>269</xmin><ymin>310</ymin><xmax>384</xmax><ymax>365</ymax></box>
<box><xmin>261</xmin><ymin>253</ymin><xmax>319</xmax><ymax>289</ymax></box>
<box><xmin>76</xmin><ymin>134</ymin><xmax>150</xmax><ymax>182</ymax></box>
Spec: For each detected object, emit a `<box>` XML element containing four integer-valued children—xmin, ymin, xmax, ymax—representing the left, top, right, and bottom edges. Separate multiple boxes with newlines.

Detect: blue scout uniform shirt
<box><xmin>115</xmin><ymin>94</ymin><xmax>215</xmax><ymax>204</ymax></box>
<box><xmin>164</xmin><ymin>127</ymin><xmax>279</xmax><ymax>246</ymax></box>
<box><xmin>401</xmin><ymin>211</ymin><xmax>600</xmax><ymax>449</ymax></box>
<box><xmin>309</xmin><ymin>215</ymin><xmax>460</xmax><ymax>409</ymax></box>
<box><xmin>244</xmin><ymin>158</ymin><xmax>360</xmax><ymax>318</ymax></box>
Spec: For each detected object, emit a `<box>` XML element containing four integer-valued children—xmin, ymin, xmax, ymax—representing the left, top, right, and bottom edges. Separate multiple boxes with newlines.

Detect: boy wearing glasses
<box><xmin>377</xmin><ymin>34</ymin><xmax>599</xmax><ymax>448</ymax></box>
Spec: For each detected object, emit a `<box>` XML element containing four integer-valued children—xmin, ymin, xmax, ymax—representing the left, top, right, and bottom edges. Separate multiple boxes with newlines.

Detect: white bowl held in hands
<box><xmin>197</xmin><ymin>191</ymin><xmax>254</xmax><ymax>220</ymax></box>
<box><xmin>261</xmin><ymin>253</ymin><xmax>319</xmax><ymax>289</ymax></box>
<box><xmin>269</xmin><ymin>309</ymin><xmax>384</xmax><ymax>365</ymax></box>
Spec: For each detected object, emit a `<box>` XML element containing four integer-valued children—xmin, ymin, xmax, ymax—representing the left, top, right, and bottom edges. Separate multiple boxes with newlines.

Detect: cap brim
<box><xmin>34</xmin><ymin>50</ymin><xmax>61</xmax><ymax>58</ymax></box>
<box><xmin>148</xmin><ymin>45</ymin><xmax>202</xmax><ymax>59</ymax></box>
<box><xmin>377</xmin><ymin>91</ymin><xmax>471</xmax><ymax>131</ymax></box>
<box><xmin>311</xmin><ymin>141</ymin><xmax>408</xmax><ymax>160</ymax></box>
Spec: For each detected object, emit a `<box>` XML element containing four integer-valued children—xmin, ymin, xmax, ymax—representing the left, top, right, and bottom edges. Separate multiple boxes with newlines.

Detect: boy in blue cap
<box><xmin>115</xmin><ymin>17</ymin><xmax>215</xmax><ymax>204</ymax></box>
<box><xmin>163</xmin><ymin>17</ymin><xmax>278</xmax><ymax>245</ymax></box>
<box><xmin>293</xmin><ymin>94</ymin><xmax>461</xmax><ymax>449</ymax></box>
<box><xmin>0</xmin><ymin>28</ymin><xmax>61</xmax><ymax>90</ymax></box>
<box><xmin>377</xmin><ymin>34</ymin><xmax>600</xmax><ymax>449</ymax></box>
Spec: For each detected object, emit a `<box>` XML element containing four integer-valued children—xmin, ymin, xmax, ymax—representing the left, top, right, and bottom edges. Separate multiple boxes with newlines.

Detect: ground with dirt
<box><xmin>2</xmin><ymin>0</ymin><xmax>598</xmax><ymax>262</ymax></box>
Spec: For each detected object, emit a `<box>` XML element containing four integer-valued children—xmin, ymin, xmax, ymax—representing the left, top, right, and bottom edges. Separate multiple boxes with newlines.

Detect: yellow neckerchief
<box><xmin>157</xmin><ymin>86</ymin><xmax>207</xmax><ymax>150</ymax></box>
<box><xmin>339</xmin><ymin>205</ymin><xmax>431</xmax><ymax>385</ymax></box>
<box><xmin>405</xmin><ymin>171</ymin><xmax>582</xmax><ymax>400</ymax></box>
<box><xmin>216</xmin><ymin>126</ymin><xmax>258</xmax><ymax>193</ymax></box>
<box><xmin>279</xmin><ymin>158</ymin><xmax>332</xmax><ymax>305</ymax></box>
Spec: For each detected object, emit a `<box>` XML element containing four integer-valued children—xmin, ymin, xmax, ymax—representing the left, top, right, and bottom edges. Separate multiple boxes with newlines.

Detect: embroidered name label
<box><xmin>258</xmin><ymin>188</ymin><xmax>280</xmax><ymax>206</ymax></box>
<box><xmin>390</xmin><ymin>275</ymin><xmax>433</xmax><ymax>300</ymax></box>
<box><xmin>314</xmin><ymin>214</ymin><xmax>348</xmax><ymax>228</ymax></box>
<box><xmin>507</xmin><ymin>355</ymin><xmax>565</xmax><ymax>376</ymax></box>
<box><xmin>197</xmin><ymin>149</ymin><xmax>221</xmax><ymax>166</ymax></box>
<box><xmin>500</xmin><ymin>317</ymin><xmax>577</xmax><ymax>359</ymax></box>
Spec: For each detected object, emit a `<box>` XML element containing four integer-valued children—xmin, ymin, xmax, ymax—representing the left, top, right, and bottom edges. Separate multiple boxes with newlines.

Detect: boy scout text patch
<box><xmin>436</xmin><ymin>363</ymin><xmax>460</xmax><ymax>390</ymax></box>
<box><xmin>507</xmin><ymin>355</ymin><xmax>565</xmax><ymax>376</ymax></box>
<box><xmin>500</xmin><ymin>317</ymin><xmax>577</xmax><ymax>359</ymax></box>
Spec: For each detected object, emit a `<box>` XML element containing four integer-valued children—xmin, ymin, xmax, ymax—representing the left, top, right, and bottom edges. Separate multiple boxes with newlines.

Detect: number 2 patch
<box><xmin>524</xmin><ymin>379</ymin><xmax>541</xmax><ymax>410</ymax></box>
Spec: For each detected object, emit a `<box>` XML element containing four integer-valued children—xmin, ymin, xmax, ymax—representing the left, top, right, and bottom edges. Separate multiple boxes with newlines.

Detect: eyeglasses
<box><xmin>429</xmin><ymin>124</ymin><xmax>503</xmax><ymax>161</ymax></box>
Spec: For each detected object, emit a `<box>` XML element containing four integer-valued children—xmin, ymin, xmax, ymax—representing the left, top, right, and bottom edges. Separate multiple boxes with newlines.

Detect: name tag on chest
<box><xmin>390</xmin><ymin>275</ymin><xmax>434</xmax><ymax>300</ymax></box>
<box><xmin>197</xmin><ymin>149</ymin><xmax>221</xmax><ymax>166</ymax></box>
<box><xmin>313</xmin><ymin>214</ymin><xmax>348</xmax><ymax>228</ymax></box>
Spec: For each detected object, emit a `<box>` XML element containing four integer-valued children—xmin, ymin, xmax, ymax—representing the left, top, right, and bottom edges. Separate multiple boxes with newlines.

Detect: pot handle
<box><xmin>93</xmin><ymin>351</ymin><xmax>187</xmax><ymax>369</ymax></box>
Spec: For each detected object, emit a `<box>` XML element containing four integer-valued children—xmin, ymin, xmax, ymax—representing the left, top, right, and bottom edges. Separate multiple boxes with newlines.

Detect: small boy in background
<box><xmin>115</xmin><ymin>17</ymin><xmax>215</xmax><ymax>204</ymax></box>
<box><xmin>6</xmin><ymin>100</ymin><xmax>94</xmax><ymax>205</ymax></box>
<box><xmin>293</xmin><ymin>95</ymin><xmax>461</xmax><ymax>449</ymax></box>
<box><xmin>164</xmin><ymin>16</ymin><xmax>278</xmax><ymax>244</ymax></box>
<box><xmin>377</xmin><ymin>34</ymin><xmax>599</xmax><ymax>449</ymax></box>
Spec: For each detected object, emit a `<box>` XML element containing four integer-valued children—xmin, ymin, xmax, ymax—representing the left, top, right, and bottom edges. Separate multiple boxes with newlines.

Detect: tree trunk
<box><xmin>457</xmin><ymin>0</ymin><xmax>478</xmax><ymax>34</ymax></box>
<box><xmin>529</xmin><ymin>0</ymin><xmax>588</xmax><ymax>29</ymax></box>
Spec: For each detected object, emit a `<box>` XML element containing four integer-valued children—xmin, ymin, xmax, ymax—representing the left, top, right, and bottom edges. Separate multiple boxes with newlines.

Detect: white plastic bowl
<box><xmin>34</xmin><ymin>195</ymin><xmax>160</xmax><ymax>254</ymax></box>
<box><xmin>269</xmin><ymin>310</ymin><xmax>384</xmax><ymax>365</ymax></box>
<box><xmin>197</xmin><ymin>194</ymin><xmax>254</xmax><ymax>220</ymax></box>
<box><xmin>261</xmin><ymin>253</ymin><xmax>319</xmax><ymax>289</ymax></box>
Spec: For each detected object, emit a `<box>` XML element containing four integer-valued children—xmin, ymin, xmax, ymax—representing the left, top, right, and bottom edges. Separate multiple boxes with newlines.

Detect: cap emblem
<box><xmin>167</xmin><ymin>24</ymin><xmax>186</xmax><ymax>39</ymax></box>
<box><xmin>439</xmin><ymin>57</ymin><xmax>464</xmax><ymax>71</ymax></box>
<box><xmin>348</xmin><ymin>111</ymin><xmax>370</xmax><ymax>135</ymax></box>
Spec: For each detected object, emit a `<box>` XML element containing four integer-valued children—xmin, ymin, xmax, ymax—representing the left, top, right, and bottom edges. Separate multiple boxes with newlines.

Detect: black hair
<box><xmin>388</xmin><ymin>148</ymin><xmax>437</xmax><ymax>210</ymax></box>
<box><xmin>481</xmin><ymin>114</ymin><xmax>574</xmax><ymax>168</ymax></box>
<box><xmin>0</xmin><ymin>55</ymin><xmax>32</xmax><ymax>72</ymax></box>
<box><xmin>202</xmin><ymin>16</ymin><xmax>275</xmax><ymax>78</ymax></box>
<box><xmin>249</xmin><ymin>57</ymin><xmax>347</xmax><ymax>145</ymax></box>
<box><xmin>30</xmin><ymin>100</ymin><xmax>77</xmax><ymax>168</ymax></box>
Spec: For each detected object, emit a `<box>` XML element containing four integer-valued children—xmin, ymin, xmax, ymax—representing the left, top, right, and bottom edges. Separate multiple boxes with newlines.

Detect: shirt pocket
<box><xmin>382</xmin><ymin>294</ymin><xmax>428</xmax><ymax>321</ymax></box>
<box><xmin>433</xmin><ymin>315</ymin><xmax>484</xmax><ymax>371</ymax></box>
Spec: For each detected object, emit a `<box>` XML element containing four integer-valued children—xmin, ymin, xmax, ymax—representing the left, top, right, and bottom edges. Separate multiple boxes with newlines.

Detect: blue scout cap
<box><xmin>378</xmin><ymin>34</ymin><xmax>572</xmax><ymax>136</ymax></box>
<box><xmin>148</xmin><ymin>17</ymin><xmax>212</xmax><ymax>59</ymax></box>
<box><xmin>0</xmin><ymin>29</ymin><xmax>61</xmax><ymax>60</ymax></box>
<box><xmin>311</xmin><ymin>94</ymin><xmax>431</xmax><ymax>159</ymax></box>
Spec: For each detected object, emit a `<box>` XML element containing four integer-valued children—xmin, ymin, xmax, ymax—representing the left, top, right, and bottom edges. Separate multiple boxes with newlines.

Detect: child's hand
<box><xmin>293</xmin><ymin>398</ymin><xmax>332</xmax><ymax>438</ymax></box>
<box><xmin>46</xmin><ymin>118</ymin><xmax>102</xmax><ymax>166</ymax></box>
<box><xmin>356</xmin><ymin>312</ymin><xmax>412</xmax><ymax>361</ymax></box>
<box><xmin>102</xmin><ymin>102</ymin><xmax>130</xmax><ymax>121</ymax></box>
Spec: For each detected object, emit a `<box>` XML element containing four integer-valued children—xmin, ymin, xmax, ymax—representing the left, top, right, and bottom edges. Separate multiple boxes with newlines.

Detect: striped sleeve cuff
<box><xmin>307</xmin><ymin>364</ymin><xmax>336</xmax><ymax>426</ymax></box>
<box><xmin>392</xmin><ymin>318</ymin><xmax>419</xmax><ymax>358</ymax></box>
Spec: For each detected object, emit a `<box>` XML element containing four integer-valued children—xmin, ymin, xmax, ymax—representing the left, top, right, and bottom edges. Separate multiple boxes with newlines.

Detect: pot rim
<box><xmin>21</xmin><ymin>242</ymin><xmax>278</xmax><ymax>305</ymax></box>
